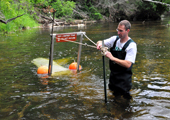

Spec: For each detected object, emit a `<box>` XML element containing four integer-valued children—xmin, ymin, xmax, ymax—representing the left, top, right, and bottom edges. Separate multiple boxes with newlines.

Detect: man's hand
<box><xmin>100</xmin><ymin>47</ymin><xmax>108</xmax><ymax>55</ymax></box>
<box><xmin>105</xmin><ymin>51</ymin><xmax>113</xmax><ymax>59</ymax></box>
<box><xmin>96</xmin><ymin>41</ymin><xmax>102</xmax><ymax>50</ymax></box>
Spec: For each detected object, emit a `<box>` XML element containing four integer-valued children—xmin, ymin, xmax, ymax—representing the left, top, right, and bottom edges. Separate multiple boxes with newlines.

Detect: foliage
<box><xmin>89</xmin><ymin>6</ymin><xmax>102</xmax><ymax>20</ymax></box>
<box><xmin>0</xmin><ymin>0</ymin><xmax>75</xmax><ymax>33</ymax></box>
<box><xmin>135</xmin><ymin>0</ymin><xmax>169</xmax><ymax>20</ymax></box>
<box><xmin>31</xmin><ymin>0</ymin><xmax>76</xmax><ymax>18</ymax></box>
<box><xmin>163</xmin><ymin>0</ymin><xmax>170</xmax><ymax>4</ymax></box>
<box><xmin>77</xmin><ymin>0</ymin><xmax>102</xmax><ymax>20</ymax></box>
<box><xmin>1</xmin><ymin>0</ymin><xmax>170</xmax><ymax>33</ymax></box>
<box><xmin>0</xmin><ymin>0</ymin><xmax>38</xmax><ymax>33</ymax></box>
<box><xmin>50</xmin><ymin>0</ymin><xmax>75</xmax><ymax>18</ymax></box>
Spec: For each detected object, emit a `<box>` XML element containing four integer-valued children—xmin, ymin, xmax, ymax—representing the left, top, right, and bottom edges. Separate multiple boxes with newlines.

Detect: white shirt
<box><xmin>104</xmin><ymin>36</ymin><xmax>137</xmax><ymax>63</ymax></box>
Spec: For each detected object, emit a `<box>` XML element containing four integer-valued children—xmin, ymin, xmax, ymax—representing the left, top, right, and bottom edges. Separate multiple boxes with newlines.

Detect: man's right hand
<box><xmin>96</xmin><ymin>41</ymin><xmax>102</xmax><ymax>50</ymax></box>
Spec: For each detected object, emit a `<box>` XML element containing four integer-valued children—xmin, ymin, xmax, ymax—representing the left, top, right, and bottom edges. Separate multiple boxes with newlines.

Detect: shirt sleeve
<box><xmin>125</xmin><ymin>42</ymin><xmax>137</xmax><ymax>63</ymax></box>
<box><xmin>104</xmin><ymin>36</ymin><xmax>117</xmax><ymax>49</ymax></box>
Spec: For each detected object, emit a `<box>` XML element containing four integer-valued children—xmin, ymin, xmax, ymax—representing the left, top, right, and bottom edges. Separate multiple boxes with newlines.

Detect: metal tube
<box><xmin>51</xmin><ymin>32</ymin><xmax>86</xmax><ymax>36</ymax></box>
<box><xmin>48</xmin><ymin>11</ymin><xmax>55</xmax><ymax>76</ymax></box>
<box><xmin>77</xmin><ymin>33</ymin><xmax>83</xmax><ymax>72</ymax></box>
<box><xmin>102</xmin><ymin>41</ymin><xmax>107</xmax><ymax>103</ymax></box>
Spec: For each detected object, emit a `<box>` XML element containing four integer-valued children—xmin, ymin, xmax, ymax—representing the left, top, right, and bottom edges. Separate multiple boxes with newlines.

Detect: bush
<box><xmin>31</xmin><ymin>0</ymin><xmax>75</xmax><ymax>18</ymax></box>
<box><xmin>51</xmin><ymin>0</ymin><xmax>75</xmax><ymax>18</ymax></box>
<box><xmin>0</xmin><ymin>0</ymin><xmax>38</xmax><ymax>33</ymax></box>
<box><xmin>89</xmin><ymin>6</ymin><xmax>102</xmax><ymax>20</ymax></box>
<box><xmin>135</xmin><ymin>0</ymin><xmax>169</xmax><ymax>20</ymax></box>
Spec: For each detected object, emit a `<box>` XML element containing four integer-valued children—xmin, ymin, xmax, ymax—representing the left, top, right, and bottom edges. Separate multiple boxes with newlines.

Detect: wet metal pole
<box><xmin>77</xmin><ymin>33</ymin><xmax>83</xmax><ymax>72</ymax></box>
<box><xmin>48</xmin><ymin>10</ymin><xmax>55</xmax><ymax>76</ymax></box>
<box><xmin>102</xmin><ymin>41</ymin><xmax>107</xmax><ymax>103</ymax></box>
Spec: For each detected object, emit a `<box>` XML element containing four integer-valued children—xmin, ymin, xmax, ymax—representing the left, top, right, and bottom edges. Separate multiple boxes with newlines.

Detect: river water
<box><xmin>0</xmin><ymin>15</ymin><xmax>170</xmax><ymax>120</ymax></box>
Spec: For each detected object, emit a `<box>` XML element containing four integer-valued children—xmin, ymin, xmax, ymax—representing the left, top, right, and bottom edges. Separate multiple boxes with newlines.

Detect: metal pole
<box><xmin>102</xmin><ymin>41</ymin><xmax>107</xmax><ymax>103</ymax></box>
<box><xmin>77</xmin><ymin>33</ymin><xmax>83</xmax><ymax>72</ymax></box>
<box><xmin>48</xmin><ymin>11</ymin><xmax>55</xmax><ymax>76</ymax></box>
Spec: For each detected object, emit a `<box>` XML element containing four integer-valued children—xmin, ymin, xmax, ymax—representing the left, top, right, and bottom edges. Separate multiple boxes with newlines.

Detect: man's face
<box><xmin>116</xmin><ymin>24</ymin><xmax>129</xmax><ymax>40</ymax></box>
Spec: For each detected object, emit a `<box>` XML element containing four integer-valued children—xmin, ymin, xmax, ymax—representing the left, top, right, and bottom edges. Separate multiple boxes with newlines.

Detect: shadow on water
<box><xmin>1</xmin><ymin>15</ymin><xmax>170</xmax><ymax>119</ymax></box>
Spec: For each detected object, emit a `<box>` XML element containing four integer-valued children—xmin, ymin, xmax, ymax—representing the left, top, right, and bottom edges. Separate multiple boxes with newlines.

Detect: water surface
<box><xmin>0</xmin><ymin>15</ymin><xmax>170</xmax><ymax>119</ymax></box>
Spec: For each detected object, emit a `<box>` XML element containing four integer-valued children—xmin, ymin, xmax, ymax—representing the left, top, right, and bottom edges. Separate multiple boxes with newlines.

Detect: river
<box><xmin>0</xmin><ymin>15</ymin><xmax>170</xmax><ymax>120</ymax></box>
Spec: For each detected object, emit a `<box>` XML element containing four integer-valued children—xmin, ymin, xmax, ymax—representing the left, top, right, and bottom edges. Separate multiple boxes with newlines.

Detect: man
<box><xmin>97</xmin><ymin>20</ymin><xmax>137</xmax><ymax>99</ymax></box>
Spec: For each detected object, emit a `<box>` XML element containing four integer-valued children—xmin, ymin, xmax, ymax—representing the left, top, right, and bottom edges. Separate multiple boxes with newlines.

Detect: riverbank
<box><xmin>38</xmin><ymin>19</ymin><xmax>98</xmax><ymax>28</ymax></box>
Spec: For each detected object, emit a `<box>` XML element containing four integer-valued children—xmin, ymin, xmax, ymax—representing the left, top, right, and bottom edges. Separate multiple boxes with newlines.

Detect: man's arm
<box><xmin>105</xmin><ymin>51</ymin><xmax>132</xmax><ymax>68</ymax></box>
<box><xmin>97</xmin><ymin>39</ymin><xmax>132</xmax><ymax>68</ymax></box>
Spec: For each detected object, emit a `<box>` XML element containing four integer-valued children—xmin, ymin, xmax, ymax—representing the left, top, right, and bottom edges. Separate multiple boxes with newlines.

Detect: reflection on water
<box><xmin>1</xmin><ymin>15</ymin><xmax>170</xmax><ymax>119</ymax></box>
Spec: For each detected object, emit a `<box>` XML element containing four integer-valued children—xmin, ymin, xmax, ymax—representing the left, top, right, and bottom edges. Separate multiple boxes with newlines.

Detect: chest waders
<box><xmin>109</xmin><ymin>36</ymin><xmax>134</xmax><ymax>99</ymax></box>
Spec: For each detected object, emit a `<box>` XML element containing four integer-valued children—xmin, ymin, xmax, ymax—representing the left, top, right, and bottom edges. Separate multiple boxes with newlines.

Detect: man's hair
<box><xmin>119</xmin><ymin>20</ymin><xmax>131</xmax><ymax>30</ymax></box>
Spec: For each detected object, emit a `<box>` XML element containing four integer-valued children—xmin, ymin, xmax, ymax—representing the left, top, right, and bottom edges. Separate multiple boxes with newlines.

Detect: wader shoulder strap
<box><xmin>113</xmin><ymin>36</ymin><xmax>119</xmax><ymax>48</ymax></box>
<box><xmin>122</xmin><ymin>39</ymin><xmax>134</xmax><ymax>51</ymax></box>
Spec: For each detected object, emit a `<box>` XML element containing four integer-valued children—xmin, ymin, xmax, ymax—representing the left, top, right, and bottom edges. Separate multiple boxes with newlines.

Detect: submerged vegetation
<box><xmin>0</xmin><ymin>0</ymin><xmax>170</xmax><ymax>33</ymax></box>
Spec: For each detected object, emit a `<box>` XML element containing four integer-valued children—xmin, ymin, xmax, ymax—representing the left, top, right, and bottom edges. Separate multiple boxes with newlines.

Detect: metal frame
<box><xmin>48</xmin><ymin>31</ymin><xmax>86</xmax><ymax>75</ymax></box>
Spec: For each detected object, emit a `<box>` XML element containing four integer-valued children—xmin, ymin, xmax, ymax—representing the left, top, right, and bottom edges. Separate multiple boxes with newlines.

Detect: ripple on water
<box><xmin>148</xmin><ymin>84</ymin><xmax>170</xmax><ymax>90</ymax></box>
<box><xmin>138</xmin><ymin>90</ymin><xmax>170</xmax><ymax>98</ymax></box>
<box><xmin>134</xmin><ymin>74</ymin><xmax>170</xmax><ymax>119</ymax></box>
